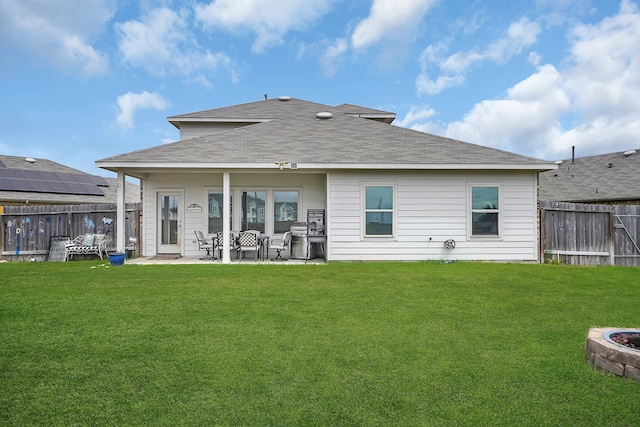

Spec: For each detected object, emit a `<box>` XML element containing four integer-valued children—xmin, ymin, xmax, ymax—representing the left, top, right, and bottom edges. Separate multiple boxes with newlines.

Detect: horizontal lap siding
<box><xmin>142</xmin><ymin>172</ymin><xmax>326</xmax><ymax>257</ymax></box>
<box><xmin>328</xmin><ymin>170</ymin><xmax>538</xmax><ymax>261</ymax></box>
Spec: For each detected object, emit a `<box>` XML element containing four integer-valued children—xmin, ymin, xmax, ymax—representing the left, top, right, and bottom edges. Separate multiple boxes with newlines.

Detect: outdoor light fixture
<box><xmin>275</xmin><ymin>161</ymin><xmax>289</xmax><ymax>170</ymax></box>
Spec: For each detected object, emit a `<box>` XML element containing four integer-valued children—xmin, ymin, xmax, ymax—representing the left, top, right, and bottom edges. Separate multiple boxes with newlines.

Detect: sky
<box><xmin>1</xmin><ymin>0</ymin><xmax>639</xmax><ymax>177</ymax></box>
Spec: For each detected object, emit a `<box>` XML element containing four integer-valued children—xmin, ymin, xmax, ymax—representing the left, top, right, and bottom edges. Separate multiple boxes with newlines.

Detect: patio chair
<box><xmin>237</xmin><ymin>230</ymin><xmax>260</xmax><ymax>261</ymax></box>
<box><xmin>216</xmin><ymin>231</ymin><xmax>238</xmax><ymax>260</ymax></box>
<box><xmin>271</xmin><ymin>231</ymin><xmax>292</xmax><ymax>261</ymax></box>
<box><xmin>194</xmin><ymin>230</ymin><xmax>214</xmax><ymax>260</ymax></box>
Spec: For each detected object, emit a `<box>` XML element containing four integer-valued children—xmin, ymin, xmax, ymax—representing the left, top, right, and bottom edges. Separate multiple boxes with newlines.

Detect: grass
<box><xmin>1</xmin><ymin>261</ymin><xmax>639</xmax><ymax>426</ymax></box>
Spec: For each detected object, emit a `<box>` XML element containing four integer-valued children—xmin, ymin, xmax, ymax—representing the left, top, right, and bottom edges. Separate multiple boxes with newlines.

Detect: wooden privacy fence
<box><xmin>1</xmin><ymin>203</ymin><xmax>140</xmax><ymax>261</ymax></box>
<box><xmin>540</xmin><ymin>201</ymin><xmax>640</xmax><ymax>266</ymax></box>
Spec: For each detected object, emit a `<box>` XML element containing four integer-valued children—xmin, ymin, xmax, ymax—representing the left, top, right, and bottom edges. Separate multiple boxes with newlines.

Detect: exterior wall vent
<box><xmin>290</xmin><ymin>163</ymin><xmax>298</xmax><ymax>169</ymax></box>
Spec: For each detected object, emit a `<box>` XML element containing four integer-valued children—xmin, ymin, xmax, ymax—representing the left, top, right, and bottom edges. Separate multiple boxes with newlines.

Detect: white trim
<box><xmin>156</xmin><ymin>189</ymin><xmax>184</xmax><ymax>254</ymax></box>
<box><xmin>467</xmin><ymin>183</ymin><xmax>502</xmax><ymax>240</ymax></box>
<box><xmin>96</xmin><ymin>162</ymin><xmax>558</xmax><ymax>172</ymax></box>
<box><xmin>361</xmin><ymin>182</ymin><xmax>397</xmax><ymax>239</ymax></box>
<box><xmin>203</xmin><ymin>187</ymin><xmax>302</xmax><ymax>236</ymax></box>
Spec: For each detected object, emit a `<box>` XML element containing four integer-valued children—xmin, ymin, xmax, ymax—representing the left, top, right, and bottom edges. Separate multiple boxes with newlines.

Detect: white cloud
<box><xmin>409</xmin><ymin>1</ymin><xmax>640</xmax><ymax>160</ymax></box>
<box><xmin>416</xmin><ymin>73</ymin><xmax>465</xmax><ymax>96</ymax></box>
<box><xmin>115</xmin><ymin>91</ymin><xmax>169</xmax><ymax>129</ymax></box>
<box><xmin>443</xmin><ymin>65</ymin><xmax>571</xmax><ymax>157</ymax></box>
<box><xmin>553</xmin><ymin>0</ymin><xmax>640</xmax><ymax>157</ymax></box>
<box><xmin>564</xmin><ymin>0</ymin><xmax>640</xmax><ymax>120</ymax></box>
<box><xmin>0</xmin><ymin>0</ymin><xmax>113</xmax><ymax>76</ymax></box>
<box><xmin>395</xmin><ymin>105</ymin><xmax>437</xmax><ymax>128</ymax></box>
<box><xmin>319</xmin><ymin>38</ymin><xmax>348</xmax><ymax>78</ymax></box>
<box><xmin>351</xmin><ymin>0</ymin><xmax>437</xmax><ymax>49</ymax></box>
<box><xmin>417</xmin><ymin>17</ymin><xmax>541</xmax><ymax>95</ymax></box>
<box><xmin>116</xmin><ymin>7</ymin><xmax>234</xmax><ymax>86</ymax></box>
<box><xmin>195</xmin><ymin>0</ymin><xmax>334</xmax><ymax>54</ymax></box>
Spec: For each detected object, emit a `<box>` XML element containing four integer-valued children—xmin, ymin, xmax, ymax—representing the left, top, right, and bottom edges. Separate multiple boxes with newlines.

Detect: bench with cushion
<box><xmin>65</xmin><ymin>234</ymin><xmax>108</xmax><ymax>261</ymax></box>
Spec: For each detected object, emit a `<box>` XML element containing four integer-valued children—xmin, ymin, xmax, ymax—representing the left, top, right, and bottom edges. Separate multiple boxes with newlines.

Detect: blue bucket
<box><xmin>109</xmin><ymin>253</ymin><xmax>126</xmax><ymax>266</ymax></box>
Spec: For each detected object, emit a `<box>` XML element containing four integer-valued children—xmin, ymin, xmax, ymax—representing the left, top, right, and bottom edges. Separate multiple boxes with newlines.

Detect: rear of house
<box><xmin>96</xmin><ymin>97</ymin><xmax>555</xmax><ymax>262</ymax></box>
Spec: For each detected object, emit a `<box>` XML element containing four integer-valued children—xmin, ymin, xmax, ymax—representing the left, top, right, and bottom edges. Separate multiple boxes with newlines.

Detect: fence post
<box><xmin>67</xmin><ymin>211</ymin><xmax>72</xmax><ymax>236</ymax></box>
<box><xmin>609</xmin><ymin>211</ymin><xmax>616</xmax><ymax>265</ymax></box>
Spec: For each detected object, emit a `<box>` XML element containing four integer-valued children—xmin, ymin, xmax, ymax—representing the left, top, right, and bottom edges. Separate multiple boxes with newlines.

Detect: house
<box><xmin>0</xmin><ymin>154</ymin><xmax>139</xmax><ymax>205</ymax></box>
<box><xmin>539</xmin><ymin>149</ymin><xmax>640</xmax><ymax>204</ymax></box>
<box><xmin>96</xmin><ymin>96</ymin><xmax>556</xmax><ymax>262</ymax></box>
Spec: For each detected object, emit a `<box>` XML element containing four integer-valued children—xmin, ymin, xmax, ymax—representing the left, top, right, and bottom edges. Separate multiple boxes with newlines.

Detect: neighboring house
<box><xmin>96</xmin><ymin>96</ymin><xmax>556</xmax><ymax>262</ymax></box>
<box><xmin>539</xmin><ymin>149</ymin><xmax>640</xmax><ymax>204</ymax></box>
<box><xmin>0</xmin><ymin>154</ymin><xmax>140</xmax><ymax>205</ymax></box>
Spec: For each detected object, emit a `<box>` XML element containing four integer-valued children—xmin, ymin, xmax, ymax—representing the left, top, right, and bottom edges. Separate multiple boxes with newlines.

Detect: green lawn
<box><xmin>1</xmin><ymin>261</ymin><xmax>639</xmax><ymax>426</ymax></box>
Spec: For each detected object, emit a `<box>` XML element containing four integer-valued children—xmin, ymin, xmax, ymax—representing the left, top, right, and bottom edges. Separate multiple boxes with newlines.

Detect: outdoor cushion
<box><xmin>82</xmin><ymin>234</ymin><xmax>95</xmax><ymax>247</ymax></box>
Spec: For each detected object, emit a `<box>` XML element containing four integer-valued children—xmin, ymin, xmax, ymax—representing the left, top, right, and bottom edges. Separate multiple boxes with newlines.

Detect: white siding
<box><xmin>141</xmin><ymin>172</ymin><xmax>326</xmax><ymax>257</ymax></box>
<box><xmin>327</xmin><ymin>170</ymin><xmax>539</xmax><ymax>262</ymax></box>
<box><xmin>140</xmin><ymin>169</ymin><xmax>540</xmax><ymax>261</ymax></box>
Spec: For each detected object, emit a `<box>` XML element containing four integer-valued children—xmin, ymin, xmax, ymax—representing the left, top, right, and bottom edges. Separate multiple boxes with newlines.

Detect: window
<box><xmin>208</xmin><ymin>189</ymin><xmax>300</xmax><ymax>234</ymax></box>
<box><xmin>241</xmin><ymin>191</ymin><xmax>266</xmax><ymax>233</ymax></box>
<box><xmin>364</xmin><ymin>185</ymin><xmax>394</xmax><ymax>236</ymax></box>
<box><xmin>274</xmin><ymin>191</ymin><xmax>299</xmax><ymax>233</ymax></box>
<box><xmin>207</xmin><ymin>191</ymin><xmax>232</xmax><ymax>234</ymax></box>
<box><xmin>470</xmin><ymin>185</ymin><xmax>500</xmax><ymax>237</ymax></box>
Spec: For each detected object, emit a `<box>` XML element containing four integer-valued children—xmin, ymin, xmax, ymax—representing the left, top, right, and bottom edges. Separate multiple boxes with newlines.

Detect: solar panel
<box><xmin>87</xmin><ymin>175</ymin><xmax>110</xmax><ymax>186</ymax></box>
<box><xmin>0</xmin><ymin>168</ymin><xmax>106</xmax><ymax>196</ymax></box>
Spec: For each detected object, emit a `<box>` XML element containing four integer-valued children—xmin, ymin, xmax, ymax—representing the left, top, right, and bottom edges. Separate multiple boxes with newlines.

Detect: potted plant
<box><xmin>108</xmin><ymin>251</ymin><xmax>126</xmax><ymax>266</ymax></box>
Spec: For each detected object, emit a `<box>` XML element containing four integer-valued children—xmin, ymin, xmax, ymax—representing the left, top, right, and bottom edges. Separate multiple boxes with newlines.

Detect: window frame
<box><xmin>204</xmin><ymin>188</ymin><xmax>232</xmax><ymax>235</ymax></box>
<box><xmin>238</xmin><ymin>189</ymin><xmax>267</xmax><ymax>233</ymax></box>
<box><xmin>362</xmin><ymin>183</ymin><xmax>396</xmax><ymax>238</ymax></box>
<box><xmin>204</xmin><ymin>188</ymin><xmax>301</xmax><ymax>235</ymax></box>
<box><xmin>467</xmin><ymin>183</ymin><xmax>502</xmax><ymax>239</ymax></box>
<box><xmin>273</xmin><ymin>190</ymin><xmax>300</xmax><ymax>234</ymax></box>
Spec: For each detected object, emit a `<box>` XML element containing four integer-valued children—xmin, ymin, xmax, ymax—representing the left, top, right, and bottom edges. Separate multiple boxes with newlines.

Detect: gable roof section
<box><xmin>539</xmin><ymin>149</ymin><xmax>640</xmax><ymax>203</ymax></box>
<box><xmin>98</xmin><ymin>104</ymin><xmax>554</xmax><ymax>172</ymax></box>
<box><xmin>167</xmin><ymin>97</ymin><xmax>396</xmax><ymax>127</ymax></box>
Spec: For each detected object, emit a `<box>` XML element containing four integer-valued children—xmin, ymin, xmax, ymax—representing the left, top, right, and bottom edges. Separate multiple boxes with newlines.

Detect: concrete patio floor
<box><xmin>124</xmin><ymin>255</ymin><xmax>325</xmax><ymax>265</ymax></box>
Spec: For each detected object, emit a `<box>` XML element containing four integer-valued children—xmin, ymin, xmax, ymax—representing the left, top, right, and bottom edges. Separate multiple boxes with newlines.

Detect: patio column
<box><xmin>116</xmin><ymin>171</ymin><xmax>126</xmax><ymax>252</ymax></box>
<box><xmin>222</xmin><ymin>172</ymin><xmax>231</xmax><ymax>263</ymax></box>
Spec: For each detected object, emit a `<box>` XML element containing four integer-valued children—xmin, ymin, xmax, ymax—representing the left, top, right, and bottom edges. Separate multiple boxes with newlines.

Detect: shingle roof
<box><xmin>539</xmin><ymin>149</ymin><xmax>640</xmax><ymax>203</ymax></box>
<box><xmin>0</xmin><ymin>155</ymin><xmax>139</xmax><ymax>205</ymax></box>
<box><xmin>99</xmin><ymin>98</ymin><xmax>554</xmax><ymax>170</ymax></box>
<box><xmin>168</xmin><ymin>97</ymin><xmax>354</xmax><ymax>122</ymax></box>
<box><xmin>0</xmin><ymin>155</ymin><xmax>86</xmax><ymax>174</ymax></box>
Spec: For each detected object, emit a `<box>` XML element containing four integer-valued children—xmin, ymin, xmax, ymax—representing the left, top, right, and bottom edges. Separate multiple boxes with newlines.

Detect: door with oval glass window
<box><xmin>157</xmin><ymin>192</ymin><xmax>182</xmax><ymax>254</ymax></box>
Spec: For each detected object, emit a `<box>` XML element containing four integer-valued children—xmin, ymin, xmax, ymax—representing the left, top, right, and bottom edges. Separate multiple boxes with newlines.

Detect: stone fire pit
<box><xmin>585</xmin><ymin>328</ymin><xmax>640</xmax><ymax>383</ymax></box>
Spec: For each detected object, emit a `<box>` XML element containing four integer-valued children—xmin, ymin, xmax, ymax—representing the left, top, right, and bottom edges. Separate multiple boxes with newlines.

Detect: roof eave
<box><xmin>167</xmin><ymin>117</ymin><xmax>272</xmax><ymax>129</ymax></box>
<box><xmin>96</xmin><ymin>161</ymin><xmax>557</xmax><ymax>172</ymax></box>
<box><xmin>344</xmin><ymin>113</ymin><xmax>396</xmax><ymax>124</ymax></box>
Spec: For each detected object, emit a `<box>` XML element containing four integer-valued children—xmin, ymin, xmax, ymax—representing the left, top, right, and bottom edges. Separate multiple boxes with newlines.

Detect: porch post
<box><xmin>116</xmin><ymin>171</ymin><xmax>126</xmax><ymax>252</ymax></box>
<box><xmin>222</xmin><ymin>172</ymin><xmax>231</xmax><ymax>263</ymax></box>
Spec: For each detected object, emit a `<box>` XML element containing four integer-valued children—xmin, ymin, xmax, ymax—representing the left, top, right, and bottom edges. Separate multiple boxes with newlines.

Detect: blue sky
<box><xmin>1</xmin><ymin>0</ymin><xmax>638</xmax><ymax>177</ymax></box>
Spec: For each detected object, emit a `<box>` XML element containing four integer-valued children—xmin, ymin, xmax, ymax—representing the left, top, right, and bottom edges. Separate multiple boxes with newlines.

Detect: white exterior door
<box><xmin>157</xmin><ymin>192</ymin><xmax>182</xmax><ymax>254</ymax></box>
